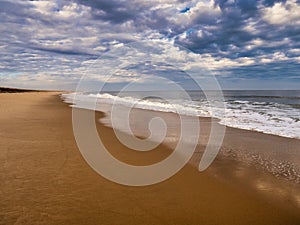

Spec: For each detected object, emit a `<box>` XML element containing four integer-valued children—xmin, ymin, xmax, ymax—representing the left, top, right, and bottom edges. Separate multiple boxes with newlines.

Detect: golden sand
<box><xmin>0</xmin><ymin>92</ymin><xmax>299</xmax><ymax>224</ymax></box>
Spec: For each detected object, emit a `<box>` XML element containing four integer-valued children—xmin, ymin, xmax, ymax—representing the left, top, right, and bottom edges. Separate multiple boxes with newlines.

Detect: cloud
<box><xmin>262</xmin><ymin>0</ymin><xmax>300</xmax><ymax>25</ymax></box>
<box><xmin>0</xmin><ymin>0</ymin><xmax>299</xmax><ymax>90</ymax></box>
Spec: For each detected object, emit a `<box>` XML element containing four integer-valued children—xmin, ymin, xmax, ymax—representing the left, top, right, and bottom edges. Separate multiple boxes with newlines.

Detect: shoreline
<box><xmin>62</xmin><ymin>91</ymin><xmax>300</xmax><ymax>140</ymax></box>
<box><xmin>0</xmin><ymin>87</ymin><xmax>51</xmax><ymax>93</ymax></box>
<box><xmin>94</xmin><ymin>102</ymin><xmax>300</xmax><ymax>207</ymax></box>
<box><xmin>1</xmin><ymin>92</ymin><xmax>300</xmax><ymax>224</ymax></box>
<box><xmin>87</xmin><ymin>100</ymin><xmax>300</xmax><ymax>182</ymax></box>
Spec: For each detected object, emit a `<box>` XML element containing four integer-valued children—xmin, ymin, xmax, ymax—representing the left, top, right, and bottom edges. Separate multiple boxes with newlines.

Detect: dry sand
<box><xmin>1</xmin><ymin>92</ymin><xmax>300</xmax><ymax>225</ymax></box>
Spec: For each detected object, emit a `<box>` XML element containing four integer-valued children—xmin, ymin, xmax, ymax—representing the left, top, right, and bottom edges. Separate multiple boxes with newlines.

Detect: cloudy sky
<box><xmin>0</xmin><ymin>0</ymin><xmax>299</xmax><ymax>90</ymax></box>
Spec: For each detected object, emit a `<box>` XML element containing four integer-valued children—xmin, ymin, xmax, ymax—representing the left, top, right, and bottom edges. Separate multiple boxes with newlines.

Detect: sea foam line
<box><xmin>62</xmin><ymin>93</ymin><xmax>300</xmax><ymax>139</ymax></box>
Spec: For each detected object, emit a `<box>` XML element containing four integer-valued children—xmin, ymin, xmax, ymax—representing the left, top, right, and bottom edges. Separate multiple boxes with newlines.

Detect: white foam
<box><xmin>219</xmin><ymin>101</ymin><xmax>300</xmax><ymax>139</ymax></box>
<box><xmin>62</xmin><ymin>93</ymin><xmax>300</xmax><ymax>139</ymax></box>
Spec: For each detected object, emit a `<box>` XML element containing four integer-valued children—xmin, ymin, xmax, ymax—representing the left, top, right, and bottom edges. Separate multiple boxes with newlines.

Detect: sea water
<box><xmin>63</xmin><ymin>90</ymin><xmax>300</xmax><ymax>139</ymax></box>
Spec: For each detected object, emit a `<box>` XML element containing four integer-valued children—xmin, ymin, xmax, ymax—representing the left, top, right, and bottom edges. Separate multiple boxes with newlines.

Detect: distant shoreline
<box><xmin>0</xmin><ymin>87</ymin><xmax>61</xmax><ymax>93</ymax></box>
<box><xmin>0</xmin><ymin>87</ymin><xmax>41</xmax><ymax>93</ymax></box>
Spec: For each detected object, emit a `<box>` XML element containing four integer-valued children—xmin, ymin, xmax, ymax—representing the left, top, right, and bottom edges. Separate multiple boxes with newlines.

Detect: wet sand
<box><xmin>1</xmin><ymin>92</ymin><xmax>300</xmax><ymax>225</ymax></box>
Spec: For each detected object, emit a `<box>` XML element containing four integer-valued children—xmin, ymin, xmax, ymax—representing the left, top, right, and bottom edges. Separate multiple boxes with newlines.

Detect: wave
<box><xmin>62</xmin><ymin>92</ymin><xmax>300</xmax><ymax>140</ymax></box>
<box><xmin>226</xmin><ymin>95</ymin><xmax>300</xmax><ymax>100</ymax></box>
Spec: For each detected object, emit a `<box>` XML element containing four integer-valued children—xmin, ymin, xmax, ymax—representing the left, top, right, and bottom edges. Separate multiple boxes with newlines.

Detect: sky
<box><xmin>0</xmin><ymin>0</ymin><xmax>300</xmax><ymax>90</ymax></box>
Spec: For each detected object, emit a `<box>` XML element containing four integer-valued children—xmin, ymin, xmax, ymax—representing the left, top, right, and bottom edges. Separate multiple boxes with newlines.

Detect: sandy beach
<box><xmin>1</xmin><ymin>91</ymin><xmax>300</xmax><ymax>225</ymax></box>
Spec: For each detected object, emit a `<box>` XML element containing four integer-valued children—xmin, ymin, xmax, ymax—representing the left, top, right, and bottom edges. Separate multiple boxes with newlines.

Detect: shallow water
<box><xmin>62</xmin><ymin>90</ymin><xmax>300</xmax><ymax>139</ymax></box>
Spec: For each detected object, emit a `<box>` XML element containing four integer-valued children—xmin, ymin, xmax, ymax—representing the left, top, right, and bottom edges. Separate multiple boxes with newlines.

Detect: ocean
<box><xmin>63</xmin><ymin>90</ymin><xmax>300</xmax><ymax>140</ymax></box>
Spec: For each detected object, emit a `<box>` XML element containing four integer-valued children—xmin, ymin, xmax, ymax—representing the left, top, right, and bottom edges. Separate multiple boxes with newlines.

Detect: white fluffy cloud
<box><xmin>262</xmin><ymin>0</ymin><xmax>300</xmax><ymax>25</ymax></box>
